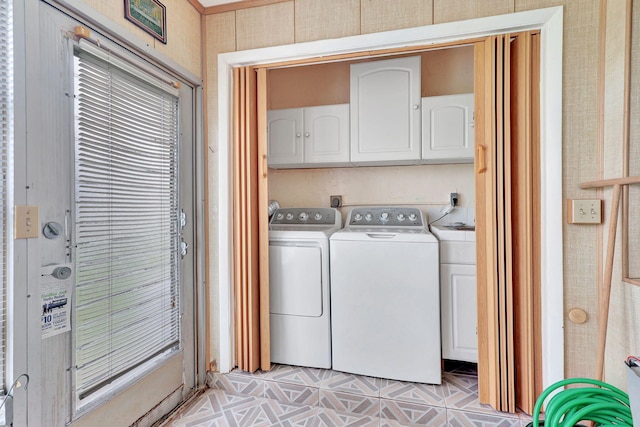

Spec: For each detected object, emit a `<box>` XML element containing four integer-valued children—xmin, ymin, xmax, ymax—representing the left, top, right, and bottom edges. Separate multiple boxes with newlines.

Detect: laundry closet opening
<box><xmin>220</xmin><ymin>8</ymin><xmax>563</xmax><ymax>417</ymax></box>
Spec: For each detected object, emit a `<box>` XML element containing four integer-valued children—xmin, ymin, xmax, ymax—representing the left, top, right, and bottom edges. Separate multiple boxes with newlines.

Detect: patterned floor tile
<box><xmin>380</xmin><ymin>398</ymin><xmax>447</xmax><ymax>425</ymax></box>
<box><xmin>168</xmin><ymin>366</ymin><xmax>528</xmax><ymax>427</ymax></box>
<box><xmin>262</xmin><ymin>364</ymin><xmax>330</xmax><ymax>387</ymax></box>
<box><xmin>265</xmin><ymin>380</ymin><xmax>320</xmax><ymax>406</ymax></box>
<box><xmin>315</xmin><ymin>407</ymin><xmax>380</xmax><ymax>427</ymax></box>
<box><xmin>209</xmin><ymin>372</ymin><xmax>265</xmax><ymax>397</ymax></box>
<box><xmin>441</xmin><ymin>373</ymin><xmax>497</xmax><ymax>415</ymax></box>
<box><xmin>319</xmin><ymin>389</ymin><xmax>380</xmax><ymax>417</ymax></box>
<box><xmin>446</xmin><ymin>408</ymin><xmax>522</xmax><ymax>426</ymax></box>
<box><xmin>320</xmin><ymin>370</ymin><xmax>381</xmax><ymax>397</ymax></box>
<box><xmin>379</xmin><ymin>378</ymin><xmax>445</xmax><ymax>407</ymax></box>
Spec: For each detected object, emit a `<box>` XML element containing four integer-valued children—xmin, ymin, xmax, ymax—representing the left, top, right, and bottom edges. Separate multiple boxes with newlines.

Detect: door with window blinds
<box><xmin>21</xmin><ymin>4</ymin><xmax>197</xmax><ymax>425</ymax></box>
<box><xmin>73</xmin><ymin>46</ymin><xmax>182</xmax><ymax>402</ymax></box>
<box><xmin>69</xmin><ymin>43</ymin><xmax>195</xmax><ymax>423</ymax></box>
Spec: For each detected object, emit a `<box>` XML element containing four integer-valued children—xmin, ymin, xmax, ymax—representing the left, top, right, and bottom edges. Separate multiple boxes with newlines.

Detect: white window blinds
<box><xmin>0</xmin><ymin>0</ymin><xmax>13</xmax><ymax>393</ymax></box>
<box><xmin>73</xmin><ymin>47</ymin><xmax>180</xmax><ymax>400</ymax></box>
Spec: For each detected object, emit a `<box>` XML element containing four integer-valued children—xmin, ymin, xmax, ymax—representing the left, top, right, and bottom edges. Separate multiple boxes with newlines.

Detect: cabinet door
<box><xmin>350</xmin><ymin>56</ymin><xmax>422</xmax><ymax>165</ymax></box>
<box><xmin>267</xmin><ymin>108</ymin><xmax>304</xmax><ymax>166</ymax></box>
<box><xmin>303</xmin><ymin>104</ymin><xmax>350</xmax><ymax>165</ymax></box>
<box><xmin>441</xmin><ymin>263</ymin><xmax>478</xmax><ymax>362</ymax></box>
<box><xmin>422</xmin><ymin>93</ymin><xmax>475</xmax><ymax>163</ymax></box>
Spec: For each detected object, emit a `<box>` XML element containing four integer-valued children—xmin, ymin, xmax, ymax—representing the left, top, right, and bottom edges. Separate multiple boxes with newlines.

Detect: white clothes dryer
<box><xmin>329</xmin><ymin>207</ymin><xmax>441</xmax><ymax>384</ymax></box>
<box><xmin>269</xmin><ymin>207</ymin><xmax>342</xmax><ymax>369</ymax></box>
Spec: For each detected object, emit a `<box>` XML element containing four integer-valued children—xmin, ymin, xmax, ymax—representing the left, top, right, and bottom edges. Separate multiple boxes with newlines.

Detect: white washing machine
<box><xmin>269</xmin><ymin>207</ymin><xmax>342</xmax><ymax>369</ymax></box>
<box><xmin>330</xmin><ymin>207</ymin><xmax>441</xmax><ymax>384</ymax></box>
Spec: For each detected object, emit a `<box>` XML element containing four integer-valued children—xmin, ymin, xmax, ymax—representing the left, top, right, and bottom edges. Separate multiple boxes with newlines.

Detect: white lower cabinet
<box><xmin>267</xmin><ymin>104</ymin><xmax>350</xmax><ymax>168</ymax></box>
<box><xmin>440</xmin><ymin>263</ymin><xmax>478</xmax><ymax>363</ymax></box>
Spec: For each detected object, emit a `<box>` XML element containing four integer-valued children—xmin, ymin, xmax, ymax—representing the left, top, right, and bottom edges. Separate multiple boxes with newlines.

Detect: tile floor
<box><xmin>163</xmin><ymin>363</ymin><xmax>532</xmax><ymax>426</ymax></box>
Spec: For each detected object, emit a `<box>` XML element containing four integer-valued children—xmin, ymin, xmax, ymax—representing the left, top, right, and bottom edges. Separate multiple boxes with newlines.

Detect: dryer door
<box><xmin>269</xmin><ymin>243</ymin><xmax>323</xmax><ymax>317</ymax></box>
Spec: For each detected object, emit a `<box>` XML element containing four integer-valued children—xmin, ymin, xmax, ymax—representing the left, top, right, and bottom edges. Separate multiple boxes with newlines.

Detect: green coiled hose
<box><xmin>529</xmin><ymin>378</ymin><xmax>633</xmax><ymax>426</ymax></box>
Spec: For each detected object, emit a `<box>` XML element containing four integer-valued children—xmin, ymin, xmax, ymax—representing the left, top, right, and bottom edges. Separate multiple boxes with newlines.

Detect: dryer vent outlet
<box><xmin>330</xmin><ymin>195</ymin><xmax>342</xmax><ymax>208</ymax></box>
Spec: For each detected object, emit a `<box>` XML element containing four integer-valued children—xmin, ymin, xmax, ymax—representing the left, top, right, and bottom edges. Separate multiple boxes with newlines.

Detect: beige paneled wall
<box><xmin>433</xmin><ymin>0</ymin><xmax>514</xmax><ymax>23</ymax></box>
<box><xmin>236</xmin><ymin>2</ymin><xmax>294</xmax><ymax>50</ymax></box>
<box><xmin>629</xmin><ymin>0</ymin><xmax>640</xmax><ymax>281</ymax></box>
<box><xmin>360</xmin><ymin>0</ymin><xmax>432</xmax><ymax>34</ymax></box>
<box><xmin>295</xmin><ymin>0</ymin><xmax>360</xmax><ymax>42</ymax></box>
<box><xmin>603</xmin><ymin>0</ymin><xmax>640</xmax><ymax>389</ymax></box>
<box><xmin>80</xmin><ymin>0</ymin><xmax>202</xmax><ymax>77</ymax></box>
<box><xmin>204</xmin><ymin>0</ymin><xmax>637</xmax><ymax>387</ymax></box>
<box><xmin>268</xmin><ymin>164</ymin><xmax>475</xmax><ymax>217</ymax></box>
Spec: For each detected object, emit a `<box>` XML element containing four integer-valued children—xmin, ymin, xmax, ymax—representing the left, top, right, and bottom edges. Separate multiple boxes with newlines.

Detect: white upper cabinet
<box><xmin>267</xmin><ymin>104</ymin><xmax>350</xmax><ymax>168</ymax></box>
<box><xmin>268</xmin><ymin>108</ymin><xmax>304</xmax><ymax>166</ymax></box>
<box><xmin>303</xmin><ymin>104</ymin><xmax>350</xmax><ymax>165</ymax></box>
<box><xmin>421</xmin><ymin>93</ymin><xmax>475</xmax><ymax>163</ymax></box>
<box><xmin>350</xmin><ymin>56</ymin><xmax>422</xmax><ymax>165</ymax></box>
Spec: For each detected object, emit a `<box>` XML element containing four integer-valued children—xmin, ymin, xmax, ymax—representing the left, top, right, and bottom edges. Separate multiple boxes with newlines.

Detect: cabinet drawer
<box><xmin>440</xmin><ymin>241</ymin><xmax>476</xmax><ymax>264</ymax></box>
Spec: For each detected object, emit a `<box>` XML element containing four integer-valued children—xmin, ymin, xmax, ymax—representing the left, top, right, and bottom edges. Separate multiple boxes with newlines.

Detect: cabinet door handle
<box><xmin>476</xmin><ymin>145</ymin><xmax>487</xmax><ymax>174</ymax></box>
<box><xmin>304</xmin><ymin>132</ymin><xmax>310</xmax><ymax>138</ymax></box>
<box><xmin>413</xmin><ymin>104</ymin><xmax>420</xmax><ymax>110</ymax></box>
<box><xmin>296</xmin><ymin>132</ymin><xmax>301</xmax><ymax>138</ymax></box>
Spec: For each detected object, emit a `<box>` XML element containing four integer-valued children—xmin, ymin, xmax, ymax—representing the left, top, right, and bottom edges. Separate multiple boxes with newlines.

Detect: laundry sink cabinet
<box><xmin>431</xmin><ymin>225</ymin><xmax>478</xmax><ymax>363</ymax></box>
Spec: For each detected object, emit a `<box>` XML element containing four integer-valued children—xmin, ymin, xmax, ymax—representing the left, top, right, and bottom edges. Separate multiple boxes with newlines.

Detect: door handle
<box><xmin>262</xmin><ymin>154</ymin><xmax>267</xmax><ymax>178</ymax></box>
<box><xmin>476</xmin><ymin>144</ymin><xmax>487</xmax><ymax>174</ymax></box>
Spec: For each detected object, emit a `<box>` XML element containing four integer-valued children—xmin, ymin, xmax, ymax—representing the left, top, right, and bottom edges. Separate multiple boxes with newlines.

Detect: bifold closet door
<box><xmin>233</xmin><ymin>66</ymin><xmax>270</xmax><ymax>372</ymax></box>
<box><xmin>474</xmin><ymin>32</ymin><xmax>541</xmax><ymax>414</ymax></box>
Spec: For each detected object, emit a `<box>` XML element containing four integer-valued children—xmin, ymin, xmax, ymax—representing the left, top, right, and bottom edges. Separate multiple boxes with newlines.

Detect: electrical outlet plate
<box><xmin>567</xmin><ymin>199</ymin><xmax>602</xmax><ymax>224</ymax></box>
<box><xmin>450</xmin><ymin>192</ymin><xmax>459</xmax><ymax>207</ymax></box>
<box><xmin>330</xmin><ymin>195</ymin><xmax>342</xmax><ymax>208</ymax></box>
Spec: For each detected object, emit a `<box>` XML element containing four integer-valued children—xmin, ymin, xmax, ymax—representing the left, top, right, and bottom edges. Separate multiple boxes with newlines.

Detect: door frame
<box><xmin>216</xmin><ymin>7</ymin><xmax>564</xmax><ymax>392</ymax></box>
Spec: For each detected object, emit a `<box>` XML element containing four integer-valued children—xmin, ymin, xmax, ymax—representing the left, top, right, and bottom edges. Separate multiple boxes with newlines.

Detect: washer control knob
<box><xmin>286</xmin><ymin>212</ymin><xmax>294</xmax><ymax>220</ymax></box>
<box><xmin>299</xmin><ymin>212</ymin><xmax>309</xmax><ymax>221</ymax></box>
<box><xmin>365</xmin><ymin>213</ymin><xmax>373</xmax><ymax>221</ymax></box>
<box><xmin>353</xmin><ymin>213</ymin><xmax>363</xmax><ymax>221</ymax></box>
<box><xmin>409</xmin><ymin>213</ymin><xmax>417</xmax><ymax>221</ymax></box>
<box><xmin>380</xmin><ymin>212</ymin><xmax>389</xmax><ymax>221</ymax></box>
<box><xmin>314</xmin><ymin>213</ymin><xmax>323</xmax><ymax>221</ymax></box>
<box><xmin>397</xmin><ymin>213</ymin><xmax>405</xmax><ymax>221</ymax></box>
<box><xmin>276</xmin><ymin>213</ymin><xmax>284</xmax><ymax>220</ymax></box>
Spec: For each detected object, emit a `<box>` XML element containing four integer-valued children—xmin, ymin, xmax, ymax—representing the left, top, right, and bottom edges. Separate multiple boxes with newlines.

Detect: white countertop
<box><xmin>429</xmin><ymin>224</ymin><xmax>476</xmax><ymax>242</ymax></box>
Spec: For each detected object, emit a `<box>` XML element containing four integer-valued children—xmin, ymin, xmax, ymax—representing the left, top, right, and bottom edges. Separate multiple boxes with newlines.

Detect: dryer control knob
<box><xmin>409</xmin><ymin>213</ymin><xmax>417</xmax><ymax>221</ymax></box>
<box><xmin>353</xmin><ymin>213</ymin><xmax>363</xmax><ymax>221</ymax></box>
<box><xmin>276</xmin><ymin>213</ymin><xmax>284</xmax><ymax>220</ymax></box>
<box><xmin>314</xmin><ymin>213</ymin><xmax>323</xmax><ymax>221</ymax></box>
<box><xmin>286</xmin><ymin>213</ymin><xmax>294</xmax><ymax>220</ymax></box>
<box><xmin>397</xmin><ymin>213</ymin><xmax>405</xmax><ymax>221</ymax></box>
<box><xmin>365</xmin><ymin>213</ymin><xmax>373</xmax><ymax>221</ymax></box>
<box><xmin>299</xmin><ymin>212</ymin><xmax>309</xmax><ymax>221</ymax></box>
<box><xmin>380</xmin><ymin>212</ymin><xmax>389</xmax><ymax>221</ymax></box>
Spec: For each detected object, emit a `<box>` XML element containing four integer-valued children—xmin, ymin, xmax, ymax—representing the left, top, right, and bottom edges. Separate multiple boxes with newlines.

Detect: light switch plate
<box><xmin>15</xmin><ymin>205</ymin><xmax>39</xmax><ymax>238</ymax></box>
<box><xmin>567</xmin><ymin>199</ymin><xmax>602</xmax><ymax>224</ymax></box>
